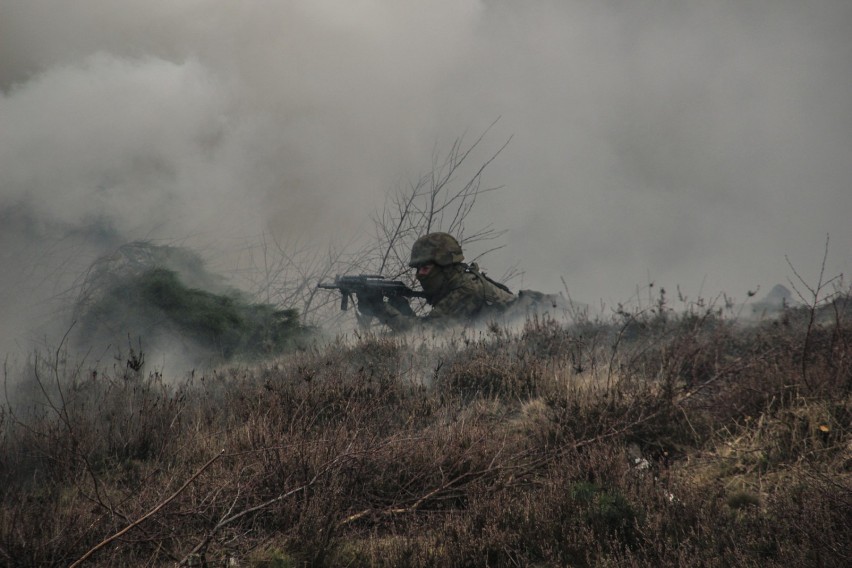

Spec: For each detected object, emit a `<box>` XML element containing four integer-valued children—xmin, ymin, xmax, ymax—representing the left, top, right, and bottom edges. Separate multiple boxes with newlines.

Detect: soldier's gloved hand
<box><xmin>387</xmin><ymin>295</ymin><xmax>415</xmax><ymax>317</ymax></box>
<box><xmin>355</xmin><ymin>290</ymin><xmax>384</xmax><ymax>317</ymax></box>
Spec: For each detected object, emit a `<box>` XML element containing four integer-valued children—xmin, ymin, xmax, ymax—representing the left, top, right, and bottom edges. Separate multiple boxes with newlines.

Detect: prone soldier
<box><xmin>355</xmin><ymin>232</ymin><xmax>515</xmax><ymax>332</ymax></box>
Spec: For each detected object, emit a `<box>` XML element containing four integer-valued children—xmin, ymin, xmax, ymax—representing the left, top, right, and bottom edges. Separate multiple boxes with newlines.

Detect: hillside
<box><xmin>1</xmin><ymin>297</ymin><xmax>850</xmax><ymax>567</ymax></box>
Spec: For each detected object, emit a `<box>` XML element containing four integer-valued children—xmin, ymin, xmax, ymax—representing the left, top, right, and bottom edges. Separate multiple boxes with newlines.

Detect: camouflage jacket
<box><xmin>367</xmin><ymin>263</ymin><xmax>514</xmax><ymax>332</ymax></box>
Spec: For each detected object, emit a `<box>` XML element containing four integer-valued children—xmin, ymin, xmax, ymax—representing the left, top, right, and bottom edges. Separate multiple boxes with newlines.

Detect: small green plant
<box><xmin>570</xmin><ymin>481</ymin><xmax>638</xmax><ymax>540</ymax></box>
<box><xmin>726</xmin><ymin>490</ymin><xmax>761</xmax><ymax>510</ymax></box>
<box><xmin>248</xmin><ymin>547</ymin><xmax>297</xmax><ymax>568</ymax></box>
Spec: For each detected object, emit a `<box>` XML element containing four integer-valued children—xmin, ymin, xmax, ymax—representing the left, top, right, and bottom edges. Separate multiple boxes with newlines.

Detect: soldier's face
<box><xmin>415</xmin><ymin>263</ymin><xmax>435</xmax><ymax>280</ymax></box>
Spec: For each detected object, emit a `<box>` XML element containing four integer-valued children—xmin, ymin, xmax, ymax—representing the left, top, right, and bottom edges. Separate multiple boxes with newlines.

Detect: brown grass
<box><xmin>1</xmin><ymin>298</ymin><xmax>850</xmax><ymax>567</ymax></box>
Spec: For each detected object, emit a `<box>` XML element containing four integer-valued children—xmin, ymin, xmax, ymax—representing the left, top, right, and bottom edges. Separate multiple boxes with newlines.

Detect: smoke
<box><xmin>2</xmin><ymin>0</ymin><xmax>852</xmax><ymax>358</ymax></box>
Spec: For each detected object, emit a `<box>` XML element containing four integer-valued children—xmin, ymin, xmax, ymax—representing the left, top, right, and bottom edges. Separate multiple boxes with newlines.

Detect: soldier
<box><xmin>356</xmin><ymin>232</ymin><xmax>515</xmax><ymax>332</ymax></box>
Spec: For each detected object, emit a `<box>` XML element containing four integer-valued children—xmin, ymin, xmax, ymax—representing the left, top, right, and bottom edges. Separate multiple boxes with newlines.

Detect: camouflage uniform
<box><xmin>357</xmin><ymin>233</ymin><xmax>515</xmax><ymax>332</ymax></box>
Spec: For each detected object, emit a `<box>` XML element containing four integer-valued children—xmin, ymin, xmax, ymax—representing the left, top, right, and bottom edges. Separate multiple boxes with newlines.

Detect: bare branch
<box><xmin>70</xmin><ymin>449</ymin><xmax>224</xmax><ymax>568</ymax></box>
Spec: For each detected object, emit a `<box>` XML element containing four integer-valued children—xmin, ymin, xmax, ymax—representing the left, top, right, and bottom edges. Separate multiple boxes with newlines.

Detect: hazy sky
<box><xmin>2</xmin><ymin>0</ymin><xmax>851</xmax><ymax>353</ymax></box>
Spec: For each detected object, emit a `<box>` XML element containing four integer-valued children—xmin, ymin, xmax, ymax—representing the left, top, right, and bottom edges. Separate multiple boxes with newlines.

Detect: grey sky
<box><xmin>2</xmin><ymin>0</ymin><xmax>851</xmax><ymax>353</ymax></box>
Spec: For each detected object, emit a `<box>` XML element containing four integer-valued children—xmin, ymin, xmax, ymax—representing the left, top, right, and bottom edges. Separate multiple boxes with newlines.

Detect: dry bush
<box><xmin>435</xmin><ymin>339</ymin><xmax>548</xmax><ymax>401</ymax></box>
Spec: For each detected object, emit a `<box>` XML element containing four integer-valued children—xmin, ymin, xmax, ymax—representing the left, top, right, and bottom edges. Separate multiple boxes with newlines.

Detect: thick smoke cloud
<box><xmin>2</xmin><ymin>0</ymin><xmax>851</xmax><ymax>356</ymax></box>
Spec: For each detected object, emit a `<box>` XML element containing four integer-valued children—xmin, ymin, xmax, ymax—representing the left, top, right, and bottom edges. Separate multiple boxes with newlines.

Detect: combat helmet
<box><xmin>409</xmin><ymin>232</ymin><xmax>464</xmax><ymax>267</ymax></box>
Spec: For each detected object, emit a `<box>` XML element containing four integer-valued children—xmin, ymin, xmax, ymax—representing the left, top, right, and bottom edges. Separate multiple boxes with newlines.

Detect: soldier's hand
<box><xmin>355</xmin><ymin>290</ymin><xmax>384</xmax><ymax>316</ymax></box>
<box><xmin>387</xmin><ymin>295</ymin><xmax>415</xmax><ymax>317</ymax></box>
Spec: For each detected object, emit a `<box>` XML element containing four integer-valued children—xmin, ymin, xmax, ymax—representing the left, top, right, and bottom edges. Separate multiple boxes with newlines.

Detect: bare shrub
<box><xmin>241</xmin><ymin>122</ymin><xmax>515</xmax><ymax>328</ymax></box>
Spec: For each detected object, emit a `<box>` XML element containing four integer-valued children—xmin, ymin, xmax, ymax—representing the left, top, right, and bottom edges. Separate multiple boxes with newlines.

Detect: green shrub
<box><xmin>79</xmin><ymin>267</ymin><xmax>309</xmax><ymax>360</ymax></box>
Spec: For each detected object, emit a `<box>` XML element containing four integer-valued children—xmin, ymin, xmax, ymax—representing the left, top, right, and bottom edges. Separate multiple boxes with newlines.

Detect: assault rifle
<box><xmin>317</xmin><ymin>274</ymin><xmax>427</xmax><ymax>311</ymax></box>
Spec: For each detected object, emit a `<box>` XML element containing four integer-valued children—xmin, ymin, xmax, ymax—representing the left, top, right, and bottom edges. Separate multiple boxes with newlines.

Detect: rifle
<box><xmin>317</xmin><ymin>274</ymin><xmax>427</xmax><ymax>311</ymax></box>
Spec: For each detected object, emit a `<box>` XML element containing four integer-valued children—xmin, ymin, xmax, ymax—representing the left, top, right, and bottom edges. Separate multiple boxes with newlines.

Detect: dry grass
<box><xmin>1</xmin><ymin>298</ymin><xmax>850</xmax><ymax>567</ymax></box>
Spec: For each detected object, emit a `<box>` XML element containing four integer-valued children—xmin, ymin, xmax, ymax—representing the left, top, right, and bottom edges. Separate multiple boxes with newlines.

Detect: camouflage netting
<box><xmin>73</xmin><ymin>242</ymin><xmax>310</xmax><ymax>364</ymax></box>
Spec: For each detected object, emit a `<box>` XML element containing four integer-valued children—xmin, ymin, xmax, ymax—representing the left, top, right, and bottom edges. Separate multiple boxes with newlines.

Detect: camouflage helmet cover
<box><xmin>409</xmin><ymin>232</ymin><xmax>464</xmax><ymax>267</ymax></box>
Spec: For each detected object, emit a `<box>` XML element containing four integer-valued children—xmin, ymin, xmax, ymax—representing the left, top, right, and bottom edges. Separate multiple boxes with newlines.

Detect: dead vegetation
<box><xmin>1</xmin><ymin>291</ymin><xmax>850</xmax><ymax>567</ymax></box>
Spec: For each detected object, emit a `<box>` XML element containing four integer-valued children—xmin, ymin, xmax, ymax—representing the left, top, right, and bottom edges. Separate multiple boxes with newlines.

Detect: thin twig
<box><xmin>69</xmin><ymin>449</ymin><xmax>224</xmax><ymax>568</ymax></box>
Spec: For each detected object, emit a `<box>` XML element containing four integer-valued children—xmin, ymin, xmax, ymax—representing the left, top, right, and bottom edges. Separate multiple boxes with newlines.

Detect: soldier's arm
<box><xmin>422</xmin><ymin>286</ymin><xmax>484</xmax><ymax>322</ymax></box>
<box><xmin>369</xmin><ymin>293</ymin><xmax>467</xmax><ymax>333</ymax></box>
<box><xmin>362</xmin><ymin>281</ymin><xmax>491</xmax><ymax>332</ymax></box>
<box><xmin>375</xmin><ymin>304</ymin><xmax>419</xmax><ymax>332</ymax></box>
<box><xmin>356</xmin><ymin>294</ymin><xmax>421</xmax><ymax>332</ymax></box>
